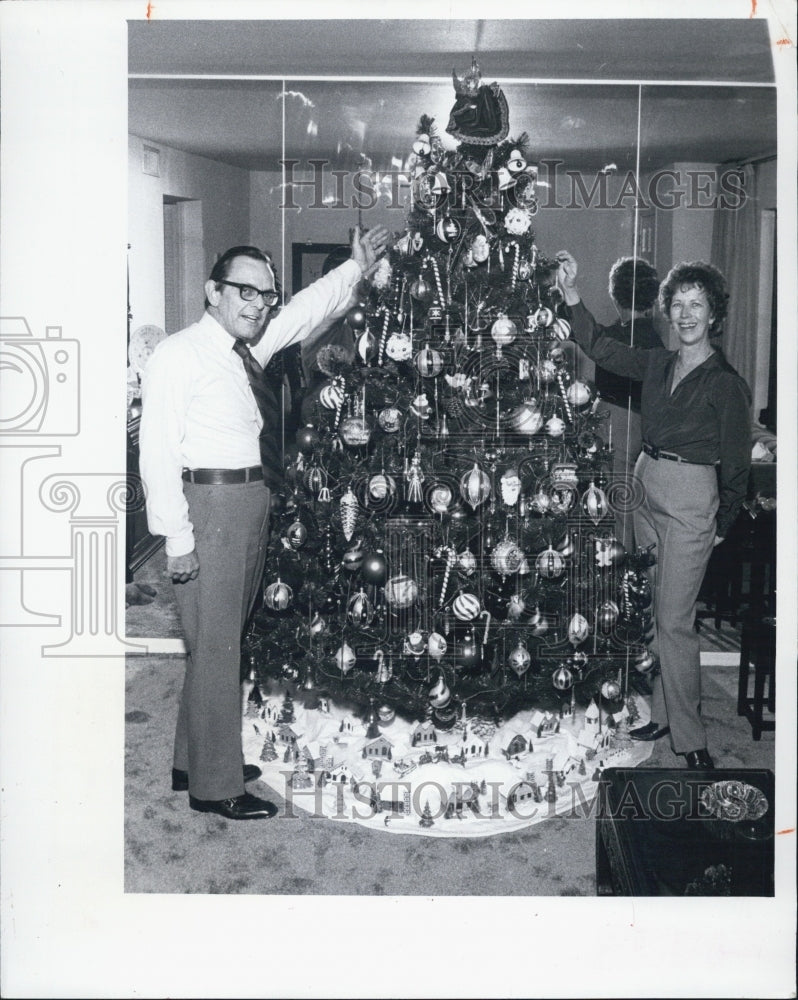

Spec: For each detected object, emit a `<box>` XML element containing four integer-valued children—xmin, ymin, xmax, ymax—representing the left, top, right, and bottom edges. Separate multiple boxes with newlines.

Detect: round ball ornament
<box><xmin>436</xmin><ymin>215</ymin><xmax>462</xmax><ymax>243</ymax></box>
<box><xmin>511</xmin><ymin>400</ymin><xmax>544</xmax><ymax>435</ymax></box>
<box><xmin>384</xmin><ymin>574</ymin><xmax>419</xmax><ymax>609</ymax></box>
<box><xmin>385</xmin><ymin>331</ymin><xmax>413</xmax><ymax>362</ymax></box>
<box><xmin>414</xmin><ymin>344</ymin><xmax>443</xmax><ymax>377</ymax></box>
<box><xmin>286</xmin><ymin>520</ymin><xmax>308</xmax><ymax>549</ymax></box>
<box><xmin>551</xmin><ymin>317</ymin><xmax>571</xmax><ymax>341</ymax></box>
<box><xmin>508</xmin><ymin>641</ymin><xmax>532</xmax><ymax>677</ymax></box>
<box><xmin>490</xmin><ymin>313</ymin><xmax>518</xmax><ymax>348</ymax></box>
<box><xmin>378</xmin><ymin>704</ymin><xmax>396</xmax><ymax>725</ymax></box>
<box><xmin>601</xmin><ymin>679</ymin><xmax>622</xmax><ymax>701</ymax></box>
<box><xmin>264</xmin><ymin>580</ymin><xmax>293</xmax><ymax>611</ymax></box>
<box><xmin>452</xmin><ymin>591</ymin><xmax>481</xmax><ymax>621</ymax></box>
<box><xmin>339</xmin><ymin>415</ymin><xmax>373</xmax><ymax>448</ymax></box>
<box><xmin>303</xmin><ymin>464</ymin><xmax>327</xmax><ymax>495</ymax></box>
<box><xmin>491</xmin><ymin>538</ymin><xmax>525</xmax><ymax>576</ymax></box>
<box><xmin>552</xmin><ymin>665</ymin><xmax>573</xmax><ymax>691</ymax></box>
<box><xmin>597</xmin><ymin>600</ymin><xmax>620</xmax><ymax>632</ymax></box>
<box><xmin>460</xmin><ymin>463</ymin><xmax>492</xmax><ymax>509</ymax></box>
<box><xmin>362</xmin><ymin>550</ymin><xmax>388</xmax><ymax>585</ymax></box>
<box><xmin>368</xmin><ymin>473</ymin><xmax>396</xmax><ymax>501</ymax></box>
<box><xmin>345</xmin><ymin>304</ymin><xmax>368</xmax><ymax>331</ymax></box>
<box><xmin>335</xmin><ymin>642</ymin><xmax>356</xmax><ymax>675</ymax></box>
<box><xmin>377</xmin><ymin>406</ymin><xmax>402</xmax><ymax>433</ymax></box>
<box><xmin>545</xmin><ymin>415</ymin><xmax>566</xmax><ymax>437</ymax></box>
<box><xmin>409</xmin><ymin>277</ymin><xmax>434</xmax><ymax>303</ymax></box>
<box><xmin>565</xmin><ymin>380</ymin><xmax>592</xmax><ymax>408</ymax></box>
<box><xmin>427</xmin><ymin>632</ymin><xmax>447</xmax><ymax>660</ymax></box>
<box><xmin>347</xmin><ymin>589</ymin><xmax>374</xmax><ymax>626</ymax></box>
<box><xmin>536</xmin><ymin>545</ymin><xmax>565</xmax><ymax>579</ymax></box>
<box><xmin>534</xmin><ymin>306</ymin><xmax>554</xmax><ymax>329</ymax></box>
<box><xmin>320</xmin><ymin>381</ymin><xmax>345</xmax><ymax>410</ymax></box>
<box><xmin>550</xmin><ymin>483</ymin><xmax>578</xmax><ymax>514</ymax></box>
<box><xmin>295</xmin><ymin>424</ymin><xmax>320</xmax><ymax>453</ymax></box>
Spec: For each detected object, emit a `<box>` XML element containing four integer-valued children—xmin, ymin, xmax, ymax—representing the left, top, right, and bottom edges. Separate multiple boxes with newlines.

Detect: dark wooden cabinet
<box><xmin>697</xmin><ymin>463</ymin><xmax>776</xmax><ymax>628</ymax></box>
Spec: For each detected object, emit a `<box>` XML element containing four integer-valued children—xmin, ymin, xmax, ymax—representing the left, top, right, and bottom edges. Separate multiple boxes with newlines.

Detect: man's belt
<box><xmin>641</xmin><ymin>443</ymin><xmax>717</xmax><ymax>466</ymax></box>
<box><xmin>182</xmin><ymin>466</ymin><xmax>263</xmax><ymax>484</ymax></box>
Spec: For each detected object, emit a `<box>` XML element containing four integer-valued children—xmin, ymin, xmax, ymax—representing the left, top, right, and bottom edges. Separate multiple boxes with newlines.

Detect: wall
<box><xmin>248</xmin><ymin>166</ymin><xmax>639</xmax><ymax>382</ymax></box>
<box><xmin>128</xmin><ymin>134</ymin><xmax>250</xmax><ymax>334</ymax></box>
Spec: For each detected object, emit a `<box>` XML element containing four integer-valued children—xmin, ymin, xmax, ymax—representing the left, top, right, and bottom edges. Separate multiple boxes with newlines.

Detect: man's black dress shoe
<box><xmin>629</xmin><ymin>721</ymin><xmax>670</xmax><ymax>742</ymax></box>
<box><xmin>189</xmin><ymin>791</ymin><xmax>278</xmax><ymax>820</ymax></box>
<box><xmin>171</xmin><ymin>763</ymin><xmax>261</xmax><ymax>792</ymax></box>
<box><xmin>684</xmin><ymin>749</ymin><xmax>715</xmax><ymax>769</ymax></box>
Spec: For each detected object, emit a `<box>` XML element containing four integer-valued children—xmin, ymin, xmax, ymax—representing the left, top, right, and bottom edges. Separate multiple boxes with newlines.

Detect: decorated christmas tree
<box><xmin>248</xmin><ymin>60</ymin><xmax>655</xmax><ymax>729</ymax></box>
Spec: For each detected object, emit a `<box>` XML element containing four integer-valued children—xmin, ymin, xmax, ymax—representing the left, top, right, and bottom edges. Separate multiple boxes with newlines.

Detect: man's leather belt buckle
<box><xmin>643</xmin><ymin>443</ymin><xmax>680</xmax><ymax>463</ymax></box>
<box><xmin>182</xmin><ymin>466</ymin><xmax>263</xmax><ymax>485</ymax></box>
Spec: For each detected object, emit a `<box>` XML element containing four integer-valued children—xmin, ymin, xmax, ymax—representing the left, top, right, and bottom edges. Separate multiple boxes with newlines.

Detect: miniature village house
<box><xmin>503</xmin><ymin>732</ymin><xmax>529</xmax><ymax>758</ymax></box>
<box><xmin>529</xmin><ymin>709</ymin><xmax>559</xmax><ymax>739</ymax></box>
<box><xmin>411</xmin><ymin>720</ymin><xmax>437</xmax><ymax>747</ymax></box>
<box><xmin>363</xmin><ymin>735</ymin><xmax>393</xmax><ymax>759</ymax></box>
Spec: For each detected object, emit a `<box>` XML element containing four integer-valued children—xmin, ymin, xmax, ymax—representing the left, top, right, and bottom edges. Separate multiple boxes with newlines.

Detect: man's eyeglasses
<box><xmin>217</xmin><ymin>280</ymin><xmax>280</xmax><ymax>308</ymax></box>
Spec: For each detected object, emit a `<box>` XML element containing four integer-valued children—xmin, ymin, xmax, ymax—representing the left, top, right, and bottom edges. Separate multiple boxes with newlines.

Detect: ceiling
<box><xmin>128</xmin><ymin>19</ymin><xmax>777</xmax><ymax>174</ymax></box>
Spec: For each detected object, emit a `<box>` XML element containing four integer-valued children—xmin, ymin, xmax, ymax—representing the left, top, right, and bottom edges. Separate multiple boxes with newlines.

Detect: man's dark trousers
<box><xmin>172</xmin><ymin>480</ymin><xmax>271</xmax><ymax>800</ymax></box>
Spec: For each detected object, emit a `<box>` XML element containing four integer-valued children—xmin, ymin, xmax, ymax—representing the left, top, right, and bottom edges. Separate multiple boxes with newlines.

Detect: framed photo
<box><xmin>291</xmin><ymin>242</ymin><xmax>348</xmax><ymax>295</ymax></box>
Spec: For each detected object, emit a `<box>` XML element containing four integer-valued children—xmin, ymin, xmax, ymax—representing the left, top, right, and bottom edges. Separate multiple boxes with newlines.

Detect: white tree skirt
<box><xmin>243</xmin><ymin>687</ymin><xmax>654</xmax><ymax>838</ymax></box>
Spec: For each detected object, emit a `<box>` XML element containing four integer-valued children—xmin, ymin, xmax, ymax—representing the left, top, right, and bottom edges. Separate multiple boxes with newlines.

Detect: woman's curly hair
<box><xmin>608</xmin><ymin>256</ymin><xmax>659</xmax><ymax>312</ymax></box>
<box><xmin>659</xmin><ymin>261</ymin><xmax>729</xmax><ymax>333</ymax></box>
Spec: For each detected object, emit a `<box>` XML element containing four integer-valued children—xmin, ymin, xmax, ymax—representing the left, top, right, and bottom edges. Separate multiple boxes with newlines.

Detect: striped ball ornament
<box><xmin>452</xmin><ymin>591</ymin><xmax>481</xmax><ymax>621</ymax></box>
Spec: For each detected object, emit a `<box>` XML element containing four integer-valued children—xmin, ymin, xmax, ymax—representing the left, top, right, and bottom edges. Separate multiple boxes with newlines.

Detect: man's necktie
<box><xmin>232</xmin><ymin>339</ymin><xmax>282</xmax><ymax>487</ymax></box>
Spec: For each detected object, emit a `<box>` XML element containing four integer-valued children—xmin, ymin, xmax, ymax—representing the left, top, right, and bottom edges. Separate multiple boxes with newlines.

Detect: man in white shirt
<box><xmin>139</xmin><ymin>225</ymin><xmax>388</xmax><ymax>820</ymax></box>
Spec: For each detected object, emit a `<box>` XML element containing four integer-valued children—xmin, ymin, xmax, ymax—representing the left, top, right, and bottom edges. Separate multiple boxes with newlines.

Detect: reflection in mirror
<box><xmin>638</xmin><ymin>84</ymin><xmax>777</xmax><ymax>431</ymax></box>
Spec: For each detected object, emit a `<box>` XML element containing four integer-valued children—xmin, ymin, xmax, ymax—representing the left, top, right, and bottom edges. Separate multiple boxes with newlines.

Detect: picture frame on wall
<box><xmin>291</xmin><ymin>241</ymin><xmax>349</xmax><ymax>295</ymax></box>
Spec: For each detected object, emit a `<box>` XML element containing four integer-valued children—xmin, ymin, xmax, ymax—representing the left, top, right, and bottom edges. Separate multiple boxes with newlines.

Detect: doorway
<box><xmin>163</xmin><ymin>196</ymin><xmax>204</xmax><ymax>334</ymax></box>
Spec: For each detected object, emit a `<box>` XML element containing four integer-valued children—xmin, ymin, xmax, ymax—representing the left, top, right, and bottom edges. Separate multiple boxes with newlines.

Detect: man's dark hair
<box><xmin>659</xmin><ymin>260</ymin><xmax>729</xmax><ymax>333</ymax></box>
<box><xmin>608</xmin><ymin>256</ymin><xmax>659</xmax><ymax>312</ymax></box>
<box><xmin>204</xmin><ymin>245</ymin><xmax>282</xmax><ymax>309</ymax></box>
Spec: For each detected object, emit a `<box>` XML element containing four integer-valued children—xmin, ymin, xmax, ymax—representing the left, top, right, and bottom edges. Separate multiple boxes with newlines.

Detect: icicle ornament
<box><xmin>340</xmin><ymin>486</ymin><xmax>359</xmax><ymax>541</ymax></box>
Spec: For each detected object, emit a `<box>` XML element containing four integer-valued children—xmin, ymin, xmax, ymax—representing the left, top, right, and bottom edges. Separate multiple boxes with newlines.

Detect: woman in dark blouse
<box><xmin>557</xmin><ymin>252</ymin><xmax>751</xmax><ymax>770</ymax></box>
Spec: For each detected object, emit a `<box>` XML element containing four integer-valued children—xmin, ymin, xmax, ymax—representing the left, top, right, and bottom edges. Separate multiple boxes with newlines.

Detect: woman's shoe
<box><xmin>629</xmin><ymin>721</ymin><xmax>670</xmax><ymax>741</ymax></box>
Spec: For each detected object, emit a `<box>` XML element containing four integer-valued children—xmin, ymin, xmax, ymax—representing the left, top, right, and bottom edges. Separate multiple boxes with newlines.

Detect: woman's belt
<box><xmin>182</xmin><ymin>466</ymin><xmax>263</xmax><ymax>484</ymax></box>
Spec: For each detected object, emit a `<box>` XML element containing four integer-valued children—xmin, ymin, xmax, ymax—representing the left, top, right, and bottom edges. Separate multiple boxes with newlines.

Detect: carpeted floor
<box><xmin>125</xmin><ymin>550</ymin><xmax>775</xmax><ymax>896</ymax></box>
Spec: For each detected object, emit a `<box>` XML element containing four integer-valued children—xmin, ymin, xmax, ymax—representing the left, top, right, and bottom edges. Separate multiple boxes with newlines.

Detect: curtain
<box><xmin>710</xmin><ymin>164</ymin><xmax>759</xmax><ymax>399</ymax></box>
